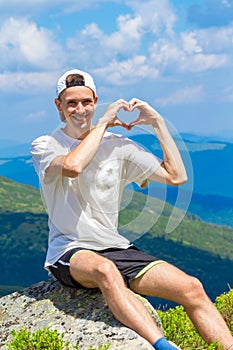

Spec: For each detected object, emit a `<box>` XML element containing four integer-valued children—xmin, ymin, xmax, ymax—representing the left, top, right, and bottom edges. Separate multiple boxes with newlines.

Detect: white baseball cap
<box><xmin>56</xmin><ymin>69</ymin><xmax>97</xmax><ymax>97</ymax></box>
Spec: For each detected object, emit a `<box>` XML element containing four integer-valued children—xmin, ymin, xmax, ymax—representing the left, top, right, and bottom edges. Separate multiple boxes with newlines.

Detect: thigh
<box><xmin>99</xmin><ymin>246</ymin><xmax>162</xmax><ymax>286</ymax></box>
<box><xmin>129</xmin><ymin>261</ymin><xmax>196</xmax><ymax>305</ymax></box>
<box><xmin>69</xmin><ymin>249</ymin><xmax>114</xmax><ymax>288</ymax></box>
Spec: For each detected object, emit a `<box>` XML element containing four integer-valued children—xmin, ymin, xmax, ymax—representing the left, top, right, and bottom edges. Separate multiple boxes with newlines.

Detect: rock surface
<box><xmin>0</xmin><ymin>279</ymin><xmax>163</xmax><ymax>349</ymax></box>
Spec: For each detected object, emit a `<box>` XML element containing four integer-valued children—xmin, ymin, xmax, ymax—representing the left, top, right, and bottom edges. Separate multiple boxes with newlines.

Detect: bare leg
<box><xmin>130</xmin><ymin>262</ymin><xmax>233</xmax><ymax>350</ymax></box>
<box><xmin>69</xmin><ymin>250</ymin><xmax>163</xmax><ymax>344</ymax></box>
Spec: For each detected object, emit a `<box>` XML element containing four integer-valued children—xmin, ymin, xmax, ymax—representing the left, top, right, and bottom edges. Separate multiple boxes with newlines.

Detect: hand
<box><xmin>128</xmin><ymin>98</ymin><xmax>164</xmax><ymax>129</ymax></box>
<box><xmin>98</xmin><ymin>99</ymin><xmax>132</xmax><ymax>130</ymax></box>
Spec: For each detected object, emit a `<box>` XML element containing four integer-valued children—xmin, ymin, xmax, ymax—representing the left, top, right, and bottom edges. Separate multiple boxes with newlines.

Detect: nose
<box><xmin>76</xmin><ymin>102</ymin><xmax>85</xmax><ymax>112</ymax></box>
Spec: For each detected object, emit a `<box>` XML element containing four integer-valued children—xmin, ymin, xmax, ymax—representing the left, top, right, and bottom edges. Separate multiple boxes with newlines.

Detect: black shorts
<box><xmin>48</xmin><ymin>246</ymin><xmax>165</xmax><ymax>288</ymax></box>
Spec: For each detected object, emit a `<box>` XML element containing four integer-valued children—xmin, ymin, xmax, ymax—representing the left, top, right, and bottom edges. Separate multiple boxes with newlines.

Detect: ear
<box><xmin>93</xmin><ymin>95</ymin><xmax>98</xmax><ymax>109</ymax></box>
<box><xmin>54</xmin><ymin>98</ymin><xmax>63</xmax><ymax>112</ymax></box>
<box><xmin>55</xmin><ymin>98</ymin><xmax>66</xmax><ymax>122</ymax></box>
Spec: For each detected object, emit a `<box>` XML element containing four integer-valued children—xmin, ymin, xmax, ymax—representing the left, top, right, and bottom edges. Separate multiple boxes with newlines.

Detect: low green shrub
<box><xmin>6</xmin><ymin>327</ymin><xmax>110</xmax><ymax>350</ymax></box>
<box><xmin>215</xmin><ymin>288</ymin><xmax>233</xmax><ymax>330</ymax></box>
<box><xmin>158</xmin><ymin>306</ymin><xmax>220</xmax><ymax>349</ymax></box>
<box><xmin>158</xmin><ymin>287</ymin><xmax>233</xmax><ymax>350</ymax></box>
<box><xmin>7</xmin><ymin>328</ymin><xmax>70</xmax><ymax>350</ymax></box>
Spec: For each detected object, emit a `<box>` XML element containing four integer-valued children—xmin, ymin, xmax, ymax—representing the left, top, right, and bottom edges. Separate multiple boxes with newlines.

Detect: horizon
<box><xmin>0</xmin><ymin>126</ymin><xmax>233</xmax><ymax>147</ymax></box>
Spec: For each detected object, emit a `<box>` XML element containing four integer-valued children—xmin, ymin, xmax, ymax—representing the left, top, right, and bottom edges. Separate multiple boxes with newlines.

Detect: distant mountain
<box><xmin>181</xmin><ymin>132</ymin><xmax>233</xmax><ymax>144</ymax></box>
<box><xmin>0</xmin><ymin>176</ymin><xmax>232</xmax><ymax>303</ymax></box>
<box><xmin>0</xmin><ymin>144</ymin><xmax>30</xmax><ymax>157</ymax></box>
<box><xmin>133</xmin><ymin>184</ymin><xmax>233</xmax><ymax>228</ymax></box>
<box><xmin>0</xmin><ymin>134</ymin><xmax>233</xmax><ymax>227</ymax></box>
<box><xmin>130</xmin><ymin>133</ymin><xmax>233</xmax><ymax>199</ymax></box>
<box><xmin>0</xmin><ymin>156</ymin><xmax>39</xmax><ymax>188</ymax></box>
<box><xmin>0</xmin><ymin>139</ymin><xmax>30</xmax><ymax>157</ymax></box>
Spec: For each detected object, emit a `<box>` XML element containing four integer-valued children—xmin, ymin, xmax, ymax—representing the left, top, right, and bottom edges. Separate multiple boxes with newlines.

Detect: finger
<box><xmin>116</xmin><ymin>99</ymin><xmax>131</xmax><ymax>111</ymax></box>
<box><xmin>111</xmin><ymin>116</ymin><xmax>129</xmax><ymax>129</ymax></box>
<box><xmin>128</xmin><ymin>117</ymin><xmax>141</xmax><ymax>128</ymax></box>
<box><xmin>128</xmin><ymin>98</ymin><xmax>143</xmax><ymax>110</ymax></box>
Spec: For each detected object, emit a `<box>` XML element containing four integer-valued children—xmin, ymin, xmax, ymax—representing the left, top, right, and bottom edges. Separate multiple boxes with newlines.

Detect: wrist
<box><xmin>150</xmin><ymin>115</ymin><xmax>165</xmax><ymax>128</ymax></box>
<box><xmin>96</xmin><ymin>117</ymin><xmax>109</xmax><ymax>130</ymax></box>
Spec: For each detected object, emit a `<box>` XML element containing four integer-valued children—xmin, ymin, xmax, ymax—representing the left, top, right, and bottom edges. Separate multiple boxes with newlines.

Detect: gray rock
<box><xmin>0</xmin><ymin>279</ymin><xmax>163</xmax><ymax>349</ymax></box>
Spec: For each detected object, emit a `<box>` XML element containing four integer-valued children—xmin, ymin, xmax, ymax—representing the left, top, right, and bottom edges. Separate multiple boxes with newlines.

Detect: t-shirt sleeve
<box><xmin>30</xmin><ymin>135</ymin><xmax>67</xmax><ymax>181</ymax></box>
<box><xmin>121</xmin><ymin>138</ymin><xmax>162</xmax><ymax>188</ymax></box>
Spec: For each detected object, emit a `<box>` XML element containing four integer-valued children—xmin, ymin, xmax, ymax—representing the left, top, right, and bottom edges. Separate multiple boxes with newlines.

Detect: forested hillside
<box><xmin>0</xmin><ymin>176</ymin><xmax>232</xmax><ymax>304</ymax></box>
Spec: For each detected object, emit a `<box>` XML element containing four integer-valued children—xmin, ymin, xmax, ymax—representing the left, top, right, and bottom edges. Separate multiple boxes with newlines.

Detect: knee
<box><xmin>182</xmin><ymin>276</ymin><xmax>207</xmax><ymax>307</ymax></box>
<box><xmin>95</xmin><ymin>260</ymin><xmax>121</xmax><ymax>290</ymax></box>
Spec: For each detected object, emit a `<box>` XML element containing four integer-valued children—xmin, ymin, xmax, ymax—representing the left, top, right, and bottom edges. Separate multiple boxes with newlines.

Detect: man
<box><xmin>31</xmin><ymin>69</ymin><xmax>233</xmax><ymax>350</ymax></box>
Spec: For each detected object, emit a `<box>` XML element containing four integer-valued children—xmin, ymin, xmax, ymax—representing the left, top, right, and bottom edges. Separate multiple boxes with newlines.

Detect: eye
<box><xmin>83</xmin><ymin>99</ymin><xmax>93</xmax><ymax>105</ymax></box>
<box><xmin>67</xmin><ymin>100</ymin><xmax>76</xmax><ymax>107</ymax></box>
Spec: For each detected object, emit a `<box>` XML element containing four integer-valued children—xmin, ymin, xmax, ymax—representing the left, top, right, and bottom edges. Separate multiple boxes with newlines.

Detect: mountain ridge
<box><xmin>0</xmin><ymin>133</ymin><xmax>233</xmax><ymax>228</ymax></box>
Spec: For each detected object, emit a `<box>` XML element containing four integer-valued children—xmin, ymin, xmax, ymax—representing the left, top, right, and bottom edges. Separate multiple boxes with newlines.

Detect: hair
<box><xmin>58</xmin><ymin>74</ymin><xmax>95</xmax><ymax>100</ymax></box>
<box><xmin>66</xmin><ymin>73</ymin><xmax>85</xmax><ymax>87</ymax></box>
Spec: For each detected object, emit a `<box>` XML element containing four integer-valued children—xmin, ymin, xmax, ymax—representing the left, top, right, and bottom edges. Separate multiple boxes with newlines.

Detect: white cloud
<box><xmin>24</xmin><ymin>111</ymin><xmax>47</xmax><ymax>122</ymax></box>
<box><xmin>94</xmin><ymin>56</ymin><xmax>159</xmax><ymax>85</ymax></box>
<box><xmin>155</xmin><ymin>85</ymin><xmax>204</xmax><ymax>106</ymax></box>
<box><xmin>195</xmin><ymin>25</ymin><xmax>233</xmax><ymax>54</ymax></box>
<box><xmin>104</xmin><ymin>14</ymin><xmax>143</xmax><ymax>53</ymax></box>
<box><xmin>181</xmin><ymin>32</ymin><xmax>202</xmax><ymax>54</ymax></box>
<box><xmin>182</xmin><ymin>53</ymin><xmax>228</xmax><ymax>72</ymax></box>
<box><xmin>0</xmin><ymin>17</ymin><xmax>64</xmax><ymax>70</ymax></box>
<box><xmin>0</xmin><ymin>1</ymin><xmax>232</xmax><ymax>94</ymax></box>
<box><xmin>66</xmin><ymin>1</ymin><xmax>232</xmax><ymax>85</ymax></box>
<box><xmin>221</xmin><ymin>0</ymin><xmax>232</xmax><ymax>7</ymax></box>
<box><xmin>66</xmin><ymin>14</ymin><xmax>143</xmax><ymax>68</ymax></box>
<box><xmin>149</xmin><ymin>23</ymin><xmax>232</xmax><ymax>75</ymax></box>
<box><xmin>0</xmin><ymin>71</ymin><xmax>57</xmax><ymax>93</ymax></box>
<box><xmin>0</xmin><ymin>0</ymin><xmax>116</xmax><ymax>17</ymax></box>
<box><xmin>0</xmin><ymin>0</ymin><xmax>49</xmax><ymax>4</ymax></box>
<box><xmin>179</xmin><ymin>26</ymin><xmax>232</xmax><ymax>71</ymax></box>
<box><xmin>66</xmin><ymin>23</ymin><xmax>105</xmax><ymax>67</ymax></box>
<box><xmin>59</xmin><ymin>0</ymin><xmax>112</xmax><ymax>13</ymax></box>
<box><xmin>127</xmin><ymin>0</ymin><xmax>177</xmax><ymax>36</ymax></box>
<box><xmin>65</xmin><ymin>0</ymin><xmax>178</xmax><ymax>71</ymax></box>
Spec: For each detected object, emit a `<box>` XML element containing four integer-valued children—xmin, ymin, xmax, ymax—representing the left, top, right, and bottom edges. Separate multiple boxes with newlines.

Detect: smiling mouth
<box><xmin>72</xmin><ymin>114</ymin><xmax>86</xmax><ymax>122</ymax></box>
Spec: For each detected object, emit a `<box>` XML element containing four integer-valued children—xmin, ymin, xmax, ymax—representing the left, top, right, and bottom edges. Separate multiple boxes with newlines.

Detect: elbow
<box><xmin>169</xmin><ymin>173</ymin><xmax>188</xmax><ymax>186</ymax></box>
<box><xmin>62</xmin><ymin>159</ymin><xmax>82</xmax><ymax>178</ymax></box>
<box><xmin>173</xmin><ymin>177</ymin><xmax>188</xmax><ymax>186</ymax></box>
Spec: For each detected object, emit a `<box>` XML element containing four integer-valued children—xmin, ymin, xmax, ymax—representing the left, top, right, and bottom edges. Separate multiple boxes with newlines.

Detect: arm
<box><xmin>46</xmin><ymin>99</ymin><xmax>131</xmax><ymax>178</ymax></box>
<box><xmin>129</xmin><ymin>98</ymin><xmax>187</xmax><ymax>186</ymax></box>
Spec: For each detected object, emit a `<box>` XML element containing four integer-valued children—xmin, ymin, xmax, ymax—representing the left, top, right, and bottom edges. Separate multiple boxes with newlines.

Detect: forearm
<box><xmin>152</xmin><ymin>118</ymin><xmax>187</xmax><ymax>185</ymax></box>
<box><xmin>63</xmin><ymin>120</ymin><xmax>107</xmax><ymax>177</ymax></box>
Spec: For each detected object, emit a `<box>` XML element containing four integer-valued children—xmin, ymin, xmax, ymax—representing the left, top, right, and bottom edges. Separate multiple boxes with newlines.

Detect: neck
<box><xmin>62</xmin><ymin>124</ymin><xmax>92</xmax><ymax>140</ymax></box>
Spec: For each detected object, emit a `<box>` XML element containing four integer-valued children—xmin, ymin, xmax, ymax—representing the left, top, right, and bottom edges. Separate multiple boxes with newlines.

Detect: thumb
<box><xmin>128</xmin><ymin>117</ymin><xmax>141</xmax><ymax>129</ymax></box>
<box><xmin>111</xmin><ymin>116</ymin><xmax>130</xmax><ymax>129</ymax></box>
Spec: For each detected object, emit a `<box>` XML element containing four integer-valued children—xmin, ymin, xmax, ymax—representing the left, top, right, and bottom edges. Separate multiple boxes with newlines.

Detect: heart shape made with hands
<box><xmin>115</xmin><ymin>108</ymin><xmax>140</xmax><ymax>130</ymax></box>
<box><xmin>95</xmin><ymin>101</ymin><xmax>152</xmax><ymax>132</ymax></box>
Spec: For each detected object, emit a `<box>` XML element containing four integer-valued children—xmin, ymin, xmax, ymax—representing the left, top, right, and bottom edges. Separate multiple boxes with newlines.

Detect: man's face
<box><xmin>56</xmin><ymin>86</ymin><xmax>98</xmax><ymax>130</ymax></box>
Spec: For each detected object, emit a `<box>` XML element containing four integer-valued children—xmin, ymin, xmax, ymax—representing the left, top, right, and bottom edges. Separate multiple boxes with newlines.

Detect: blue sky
<box><xmin>0</xmin><ymin>0</ymin><xmax>233</xmax><ymax>143</ymax></box>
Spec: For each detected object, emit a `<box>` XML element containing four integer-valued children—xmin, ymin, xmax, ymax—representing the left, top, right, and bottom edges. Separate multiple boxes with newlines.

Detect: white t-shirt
<box><xmin>31</xmin><ymin>129</ymin><xmax>161</xmax><ymax>268</ymax></box>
